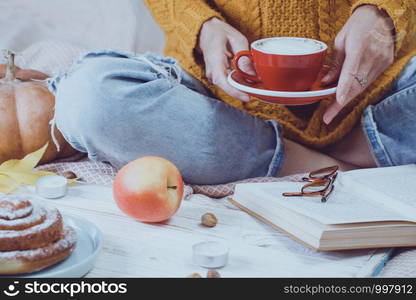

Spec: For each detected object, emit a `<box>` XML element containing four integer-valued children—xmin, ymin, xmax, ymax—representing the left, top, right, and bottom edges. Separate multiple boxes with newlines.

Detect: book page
<box><xmin>248</xmin><ymin>175</ymin><xmax>411</xmax><ymax>225</ymax></box>
<box><xmin>343</xmin><ymin>164</ymin><xmax>416</xmax><ymax>219</ymax></box>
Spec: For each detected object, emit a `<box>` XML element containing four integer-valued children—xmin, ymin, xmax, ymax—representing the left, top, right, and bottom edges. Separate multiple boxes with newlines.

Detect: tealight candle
<box><xmin>192</xmin><ymin>241</ymin><xmax>229</xmax><ymax>268</ymax></box>
<box><xmin>36</xmin><ymin>175</ymin><xmax>68</xmax><ymax>199</ymax></box>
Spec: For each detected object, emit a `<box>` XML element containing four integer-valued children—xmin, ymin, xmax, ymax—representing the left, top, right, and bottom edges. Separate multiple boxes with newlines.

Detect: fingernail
<box><xmin>323</xmin><ymin>114</ymin><xmax>332</xmax><ymax>124</ymax></box>
<box><xmin>338</xmin><ymin>94</ymin><xmax>346</xmax><ymax>104</ymax></box>
<box><xmin>321</xmin><ymin>75</ymin><xmax>330</xmax><ymax>83</ymax></box>
<box><xmin>240</xmin><ymin>95</ymin><xmax>250</xmax><ymax>102</ymax></box>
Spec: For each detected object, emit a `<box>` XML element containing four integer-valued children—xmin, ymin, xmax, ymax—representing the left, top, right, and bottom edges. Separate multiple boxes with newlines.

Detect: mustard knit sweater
<box><xmin>144</xmin><ymin>0</ymin><xmax>416</xmax><ymax>148</ymax></box>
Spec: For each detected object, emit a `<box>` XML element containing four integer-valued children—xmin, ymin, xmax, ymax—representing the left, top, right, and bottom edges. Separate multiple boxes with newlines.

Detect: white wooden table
<box><xmin>28</xmin><ymin>184</ymin><xmax>389</xmax><ymax>277</ymax></box>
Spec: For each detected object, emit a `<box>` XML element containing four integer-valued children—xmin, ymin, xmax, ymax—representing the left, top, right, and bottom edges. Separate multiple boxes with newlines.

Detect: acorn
<box><xmin>62</xmin><ymin>171</ymin><xmax>77</xmax><ymax>179</ymax></box>
<box><xmin>206</xmin><ymin>269</ymin><xmax>221</xmax><ymax>278</ymax></box>
<box><xmin>201</xmin><ymin>213</ymin><xmax>217</xmax><ymax>227</ymax></box>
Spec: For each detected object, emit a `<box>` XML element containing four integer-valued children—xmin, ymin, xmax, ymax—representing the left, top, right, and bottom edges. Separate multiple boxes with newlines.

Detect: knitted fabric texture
<box><xmin>144</xmin><ymin>0</ymin><xmax>416</xmax><ymax>148</ymax></box>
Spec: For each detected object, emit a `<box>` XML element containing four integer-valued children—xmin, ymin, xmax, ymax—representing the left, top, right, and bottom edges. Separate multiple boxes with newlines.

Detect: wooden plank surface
<box><xmin>24</xmin><ymin>184</ymin><xmax>390</xmax><ymax>277</ymax></box>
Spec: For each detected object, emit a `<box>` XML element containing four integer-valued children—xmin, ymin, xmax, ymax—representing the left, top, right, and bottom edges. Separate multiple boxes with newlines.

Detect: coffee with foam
<box><xmin>254</xmin><ymin>37</ymin><xmax>325</xmax><ymax>55</ymax></box>
<box><xmin>233</xmin><ymin>37</ymin><xmax>328</xmax><ymax>91</ymax></box>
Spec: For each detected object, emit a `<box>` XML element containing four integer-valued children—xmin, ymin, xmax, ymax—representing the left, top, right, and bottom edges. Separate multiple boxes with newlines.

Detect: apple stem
<box><xmin>168</xmin><ymin>186</ymin><xmax>177</xmax><ymax>190</ymax></box>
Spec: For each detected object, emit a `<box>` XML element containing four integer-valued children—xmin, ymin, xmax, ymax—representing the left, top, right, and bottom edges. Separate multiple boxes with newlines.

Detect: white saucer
<box><xmin>5</xmin><ymin>214</ymin><xmax>102</xmax><ymax>278</ymax></box>
<box><xmin>227</xmin><ymin>69</ymin><xmax>337</xmax><ymax>105</ymax></box>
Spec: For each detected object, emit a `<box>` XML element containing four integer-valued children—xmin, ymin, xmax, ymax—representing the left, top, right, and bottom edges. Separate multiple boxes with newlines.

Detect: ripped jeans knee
<box><xmin>48</xmin><ymin>50</ymin><xmax>284</xmax><ymax>184</ymax></box>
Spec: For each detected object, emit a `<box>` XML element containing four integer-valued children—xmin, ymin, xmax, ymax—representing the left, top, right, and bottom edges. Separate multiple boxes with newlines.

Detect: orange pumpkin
<box><xmin>0</xmin><ymin>50</ymin><xmax>77</xmax><ymax>164</ymax></box>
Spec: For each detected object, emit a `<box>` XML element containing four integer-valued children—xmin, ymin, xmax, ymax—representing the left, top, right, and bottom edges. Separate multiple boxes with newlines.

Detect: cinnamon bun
<box><xmin>0</xmin><ymin>194</ymin><xmax>77</xmax><ymax>275</ymax></box>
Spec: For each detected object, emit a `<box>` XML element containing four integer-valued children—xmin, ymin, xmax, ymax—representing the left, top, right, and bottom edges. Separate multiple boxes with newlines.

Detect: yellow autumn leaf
<box><xmin>0</xmin><ymin>143</ymin><xmax>48</xmax><ymax>172</ymax></box>
<box><xmin>0</xmin><ymin>174</ymin><xmax>19</xmax><ymax>194</ymax></box>
<box><xmin>0</xmin><ymin>143</ymin><xmax>76</xmax><ymax>194</ymax></box>
<box><xmin>1</xmin><ymin>170</ymin><xmax>56</xmax><ymax>186</ymax></box>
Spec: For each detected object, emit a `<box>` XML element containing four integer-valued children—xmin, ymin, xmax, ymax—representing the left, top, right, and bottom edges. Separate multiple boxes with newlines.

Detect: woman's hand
<box><xmin>322</xmin><ymin>5</ymin><xmax>395</xmax><ymax>124</ymax></box>
<box><xmin>199</xmin><ymin>17</ymin><xmax>254</xmax><ymax>101</ymax></box>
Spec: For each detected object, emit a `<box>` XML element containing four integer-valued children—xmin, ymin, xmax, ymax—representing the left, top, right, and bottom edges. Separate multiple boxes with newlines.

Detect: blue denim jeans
<box><xmin>49</xmin><ymin>51</ymin><xmax>283</xmax><ymax>185</ymax></box>
<box><xmin>362</xmin><ymin>56</ymin><xmax>416</xmax><ymax>167</ymax></box>
<box><xmin>49</xmin><ymin>51</ymin><xmax>416</xmax><ymax>184</ymax></box>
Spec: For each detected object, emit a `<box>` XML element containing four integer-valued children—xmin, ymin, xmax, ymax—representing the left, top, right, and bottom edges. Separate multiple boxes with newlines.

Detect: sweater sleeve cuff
<box><xmin>174</xmin><ymin>2</ymin><xmax>224</xmax><ymax>65</ymax></box>
<box><xmin>351</xmin><ymin>0</ymin><xmax>412</xmax><ymax>55</ymax></box>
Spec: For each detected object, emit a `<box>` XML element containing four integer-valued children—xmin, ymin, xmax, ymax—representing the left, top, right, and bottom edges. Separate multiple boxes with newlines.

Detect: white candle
<box><xmin>192</xmin><ymin>241</ymin><xmax>229</xmax><ymax>268</ymax></box>
<box><xmin>36</xmin><ymin>175</ymin><xmax>68</xmax><ymax>199</ymax></box>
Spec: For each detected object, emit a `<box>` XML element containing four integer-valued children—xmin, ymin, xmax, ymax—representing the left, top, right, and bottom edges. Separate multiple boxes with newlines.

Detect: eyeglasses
<box><xmin>282</xmin><ymin>165</ymin><xmax>339</xmax><ymax>203</ymax></box>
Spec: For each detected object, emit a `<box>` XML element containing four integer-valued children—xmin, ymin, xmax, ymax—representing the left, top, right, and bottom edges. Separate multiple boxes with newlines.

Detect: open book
<box><xmin>229</xmin><ymin>164</ymin><xmax>416</xmax><ymax>251</ymax></box>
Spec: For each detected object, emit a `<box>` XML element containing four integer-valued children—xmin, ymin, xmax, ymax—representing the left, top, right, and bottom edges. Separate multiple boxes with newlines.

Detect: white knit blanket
<box><xmin>0</xmin><ymin>0</ymin><xmax>164</xmax><ymax>75</ymax></box>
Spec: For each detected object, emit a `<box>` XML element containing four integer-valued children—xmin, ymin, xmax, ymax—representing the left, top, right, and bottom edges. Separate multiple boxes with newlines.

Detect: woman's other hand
<box><xmin>199</xmin><ymin>17</ymin><xmax>254</xmax><ymax>101</ymax></box>
<box><xmin>322</xmin><ymin>5</ymin><xmax>395</xmax><ymax>124</ymax></box>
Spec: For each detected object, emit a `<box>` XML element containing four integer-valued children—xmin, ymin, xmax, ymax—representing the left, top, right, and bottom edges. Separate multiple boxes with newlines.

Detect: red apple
<box><xmin>113</xmin><ymin>156</ymin><xmax>184</xmax><ymax>222</ymax></box>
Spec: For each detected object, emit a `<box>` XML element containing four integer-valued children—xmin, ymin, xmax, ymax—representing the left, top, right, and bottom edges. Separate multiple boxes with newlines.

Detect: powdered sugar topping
<box><xmin>0</xmin><ymin>205</ymin><xmax>46</xmax><ymax>230</ymax></box>
<box><xmin>0</xmin><ymin>195</ymin><xmax>34</xmax><ymax>220</ymax></box>
<box><xmin>0</xmin><ymin>207</ymin><xmax>59</xmax><ymax>239</ymax></box>
<box><xmin>0</xmin><ymin>226</ymin><xmax>77</xmax><ymax>260</ymax></box>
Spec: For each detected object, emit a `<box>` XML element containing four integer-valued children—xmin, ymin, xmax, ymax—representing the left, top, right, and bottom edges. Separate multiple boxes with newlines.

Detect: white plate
<box><xmin>3</xmin><ymin>215</ymin><xmax>102</xmax><ymax>278</ymax></box>
<box><xmin>227</xmin><ymin>70</ymin><xmax>337</xmax><ymax>98</ymax></box>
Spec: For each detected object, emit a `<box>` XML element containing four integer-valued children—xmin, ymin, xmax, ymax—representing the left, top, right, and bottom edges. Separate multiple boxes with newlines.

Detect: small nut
<box><xmin>187</xmin><ymin>272</ymin><xmax>202</xmax><ymax>278</ymax></box>
<box><xmin>206</xmin><ymin>269</ymin><xmax>221</xmax><ymax>278</ymax></box>
<box><xmin>201</xmin><ymin>213</ymin><xmax>217</xmax><ymax>227</ymax></box>
<box><xmin>62</xmin><ymin>171</ymin><xmax>77</xmax><ymax>179</ymax></box>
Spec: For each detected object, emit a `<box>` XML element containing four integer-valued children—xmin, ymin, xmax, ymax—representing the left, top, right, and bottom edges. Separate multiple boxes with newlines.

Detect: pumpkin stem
<box><xmin>2</xmin><ymin>49</ymin><xmax>16</xmax><ymax>80</ymax></box>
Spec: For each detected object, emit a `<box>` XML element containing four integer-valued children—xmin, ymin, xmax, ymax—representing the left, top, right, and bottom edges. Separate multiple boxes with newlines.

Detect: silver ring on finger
<box><xmin>350</xmin><ymin>73</ymin><xmax>368</xmax><ymax>89</ymax></box>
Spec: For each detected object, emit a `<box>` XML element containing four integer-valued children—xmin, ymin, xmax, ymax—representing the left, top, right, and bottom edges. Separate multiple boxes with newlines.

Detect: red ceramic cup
<box><xmin>233</xmin><ymin>37</ymin><xmax>327</xmax><ymax>91</ymax></box>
